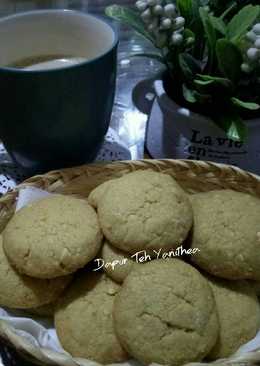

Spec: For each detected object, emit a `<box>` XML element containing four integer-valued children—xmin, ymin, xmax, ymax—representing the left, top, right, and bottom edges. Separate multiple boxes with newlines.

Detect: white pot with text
<box><xmin>146</xmin><ymin>79</ymin><xmax>260</xmax><ymax>175</ymax></box>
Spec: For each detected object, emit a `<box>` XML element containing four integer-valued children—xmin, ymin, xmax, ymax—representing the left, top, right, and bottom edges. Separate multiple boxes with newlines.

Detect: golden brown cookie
<box><xmin>114</xmin><ymin>259</ymin><xmax>219</xmax><ymax>365</ymax></box>
<box><xmin>55</xmin><ymin>272</ymin><xmax>128</xmax><ymax>364</ymax></box>
<box><xmin>207</xmin><ymin>276</ymin><xmax>260</xmax><ymax>359</ymax></box>
<box><xmin>3</xmin><ymin>195</ymin><xmax>102</xmax><ymax>279</ymax></box>
<box><xmin>191</xmin><ymin>190</ymin><xmax>260</xmax><ymax>280</ymax></box>
<box><xmin>90</xmin><ymin>171</ymin><xmax>193</xmax><ymax>254</ymax></box>
<box><xmin>0</xmin><ymin>236</ymin><xmax>72</xmax><ymax>309</ymax></box>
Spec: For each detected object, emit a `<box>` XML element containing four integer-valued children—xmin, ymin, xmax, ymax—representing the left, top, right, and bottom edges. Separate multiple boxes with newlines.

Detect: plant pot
<box><xmin>146</xmin><ymin>78</ymin><xmax>260</xmax><ymax>175</ymax></box>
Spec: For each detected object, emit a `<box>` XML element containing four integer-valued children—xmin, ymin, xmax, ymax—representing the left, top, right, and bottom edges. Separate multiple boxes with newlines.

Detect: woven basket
<box><xmin>1</xmin><ymin>159</ymin><xmax>260</xmax><ymax>366</ymax></box>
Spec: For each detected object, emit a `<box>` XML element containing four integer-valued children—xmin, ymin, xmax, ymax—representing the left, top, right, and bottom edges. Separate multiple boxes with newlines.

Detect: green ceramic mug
<box><xmin>0</xmin><ymin>9</ymin><xmax>118</xmax><ymax>173</ymax></box>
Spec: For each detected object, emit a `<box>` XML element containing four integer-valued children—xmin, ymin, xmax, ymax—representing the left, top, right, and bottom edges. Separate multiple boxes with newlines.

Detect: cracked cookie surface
<box><xmin>0</xmin><ymin>236</ymin><xmax>72</xmax><ymax>309</ymax></box>
<box><xmin>91</xmin><ymin>171</ymin><xmax>193</xmax><ymax>253</ymax></box>
<box><xmin>114</xmin><ymin>259</ymin><xmax>219</xmax><ymax>365</ymax></box>
<box><xmin>207</xmin><ymin>276</ymin><xmax>260</xmax><ymax>359</ymax></box>
<box><xmin>3</xmin><ymin>195</ymin><xmax>102</xmax><ymax>279</ymax></box>
<box><xmin>190</xmin><ymin>190</ymin><xmax>260</xmax><ymax>280</ymax></box>
<box><xmin>55</xmin><ymin>272</ymin><xmax>128</xmax><ymax>364</ymax></box>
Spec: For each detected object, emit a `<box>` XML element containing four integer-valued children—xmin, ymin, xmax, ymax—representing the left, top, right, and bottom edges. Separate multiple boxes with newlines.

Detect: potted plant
<box><xmin>106</xmin><ymin>0</ymin><xmax>260</xmax><ymax>174</ymax></box>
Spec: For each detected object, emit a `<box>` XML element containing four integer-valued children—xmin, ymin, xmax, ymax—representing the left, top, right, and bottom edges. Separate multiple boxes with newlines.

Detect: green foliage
<box><xmin>227</xmin><ymin>4</ymin><xmax>260</xmax><ymax>42</ymax></box>
<box><xmin>105</xmin><ymin>5</ymin><xmax>154</xmax><ymax>43</ymax></box>
<box><xmin>105</xmin><ymin>1</ymin><xmax>260</xmax><ymax>141</ymax></box>
<box><xmin>216</xmin><ymin>39</ymin><xmax>243</xmax><ymax>82</ymax></box>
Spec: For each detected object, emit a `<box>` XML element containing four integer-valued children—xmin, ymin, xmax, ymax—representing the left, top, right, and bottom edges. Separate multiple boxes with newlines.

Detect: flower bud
<box><xmin>148</xmin><ymin>19</ymin><xmax>158</xmax><ymax>32</ymax></box>
<box><xmin>136</xmin><ymin>1</ymin><xmax>147</xmax><ymax>11</ymax></box>
<box><xmin>255</xmin><ymin>38</ymin><xmax>260</xmax><ymax>49</ymax></box>
<box><xmin>253</xmin><ymin>23</ymin><xmax>260</xmax><ymax>35</ymax></box>
<box><xmin>147</xmin><ymin>0</ymin><xmax>157</xmax><ymax>5</ymax></box>
<box><xmin>161</xmin><ymin>18</ymin><xmax>172</xmax><ymax>29</ymax></box>
<box><xmin>186</xmin><ymin>36</ymin><xmax>195</xmax><ymax>45</ymax></box>
<box><xmin>247</xmin><ymin>47</ymin><xmax>259</xmax><ymax>61</ymax></box>
<box><xmin>164</xmin><ymin>4</ymin><xmax>176</xmax><ymax>17</ymax></box>
<box><xmin>172</xmin><ymin>33</ymin><xmax>183</xmax><ymax>46</ymax></box>
<box><xmin>153</xmin><ymin>4</ymin><xmax>163</xmax><ymax>15</ymax></box>
<box><xmin>246</xmin><ymin>31</ymin><xmax>257</xmax><ymax>42</ymax></box>
<box><xmin>241</xmin><ymin>63</ymin><xmax>252</xmax><ymax>73</ymax></box>
<box><xmin>141</xmin><ymin>8</ymin><xmax>152</xmax><ymax>22</ymax></box>
<box><xmin>173</xmin><ymin>16</ymin><xmax>185</xmax><ymax>30</ymax></box>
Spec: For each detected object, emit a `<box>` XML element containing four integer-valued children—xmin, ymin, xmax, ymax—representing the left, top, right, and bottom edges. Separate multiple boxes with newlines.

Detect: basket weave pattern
<box><xmin>0</xmin><ymin>159</ymin><xmax>260</xmax><ymax>366</ymax></box>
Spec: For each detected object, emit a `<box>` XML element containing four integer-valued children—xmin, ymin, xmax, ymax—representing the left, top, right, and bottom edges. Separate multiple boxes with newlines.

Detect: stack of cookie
<box><xmin>1</xmin><ymin>170</ymin><xmax>260</xmax><ymax>366</ymax></box>
<box><xmin>0</xmin><ymin>194</ymin><xmax>102</xmax><ymax>311</ymax></box>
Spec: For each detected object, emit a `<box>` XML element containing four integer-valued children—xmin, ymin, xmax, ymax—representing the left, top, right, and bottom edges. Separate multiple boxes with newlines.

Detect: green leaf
<box><xmin>209</xmin><ymin>15</ymin><xmax>226</xmax><ymax>35</ymax></box>
<box><xmin>220</xmin><ymin>2</ymin><xmax>237</xmax><ymax>20</ymax></box>
<box><xmin>227</xmin><ymin>4</ymin><xmax>260</xmax><ymax>42</ymax></box>
<box><xmin>177</xmin><ymin>0</ymin><xmax>193</xmax><ymax>23</ymax></box>
<box><xmin>216</xmin><ymin>39</ymin><xmax>242</xmax><ymax>83</ymax></box>
<box><xmin>215</xmin><ymin>110</ymin><xmax>248</xmax><ymax>141</ymax></box>
<box><xmin>197</xmin><ymin>74</ymin><xmax>233</xmax><ymax>89</ymax></box>
<box><xmin>231</xmin><ymin>97</ymin><xmax>260</xmax><ymax>110</ymax></box>
<box><xmin>183</xmin><ymin>84</ymin><xmax>197</xmax><ymax>103</ymax></box>
<box><xmin>179</xmin><ymin>53</ymin><xmax>201</xmax><ymax>80</ymax></box>
<box><xmin>199</xmin><ymin>7</ymin><xmax>217</xmax><ymax>70</ymax></box>
<box><xmin>105</xmin><ymin>5</ymin><xmax>154</xmax><ymax>43</ymax></box>
<box><xmin>194</xmin><ymin>79</ymin><xmax>214</xmax><ymax>86</ymax></box>
<box><xmin>130</xmin><ymin>53</ymin><xmax>165</xmax><ymax>63</ymax></box>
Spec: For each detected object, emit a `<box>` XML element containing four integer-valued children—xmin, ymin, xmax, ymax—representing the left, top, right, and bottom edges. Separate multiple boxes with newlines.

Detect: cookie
<box><xmin>90</xmin><ymin>171</ymin><xmax>193</xmax><ymax>254</ymax></box>
<box><xmin>55</xmin><ymin>272</ymin><xmax>128</xmax><ymax>364</ymax></box>
<box><xmin>207</xmin><ymin>276</ymin><xmax>260</xmax><ymax>359</ymax></box>
<box><xmin>88</xmin><ymin>179</ymin><xmax>114</xmax><ymax>208</ymax></box>
<box><xmin>190</xmin><ymin>190</ymin><xmax>260</xmax><ymax>280</ymax></box>
<box><xmin>114</xmin><ymin>259</ymin><xmax>219</xmax><ymax>365</ymax></box>
<box><xmin>101</xmin><ymin>241</ymin><xmax>136</xmax><ymax>283</ymax></box>
<box><xmin>0</xmin><ymin>236</ymin><xmax>72</xmax><ymax>309</ymax></box>
<box><xmin>3</xmin><ymin>195</ymin><xmax>102</xmax><ymax>279</ymax></box>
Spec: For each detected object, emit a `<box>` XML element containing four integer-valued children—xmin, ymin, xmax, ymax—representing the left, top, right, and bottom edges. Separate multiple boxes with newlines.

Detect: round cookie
<box><xmin>190</xmin><ymin>190</ymin><xmax>260</xmax><ymax>280</ymax></box>
<box><xmin>55</xmin><ymin>272</ymin><xmax>128</xmax><ymax>364</ymax></box>
<box><xmin>91</xmin><ymin>171</ymin><xmax>193</xmax><ymax>254</ymax></box>
<box><xmin>3</xmin><ymin>194</ymin><xmax>102</xmax><ymax>279</ymax></box>
<box><xmin>114</xmin><ymin>259</ymin><xmax>219</xmax><ymax>366</ymax></box>
<box><xmin>0</xmin><ymin>236</ymin><xmax>72</xmax><ymax>309</ymax></box>
<box><xmin>207</xmin><ymin>277</ymin><xmax>260</xmax><ymax>359</ymax></box>
<box><xmin>101</xmin><ymin>241</ymin><xmax>136</xmax><ymax>283</ymax></box>
<box><xmin>88</xmin><ymin>179</ymin><xmax>114</xmax><ymax>208</ymax></box>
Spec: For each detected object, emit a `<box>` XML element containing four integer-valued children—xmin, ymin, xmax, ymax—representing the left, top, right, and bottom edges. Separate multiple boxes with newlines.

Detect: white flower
<box><xmin>147</xmin><ymin>0</ymin><xmax>157</xmax><ymax>6</ymax></box>
<box><xmin>153</xmin><ymin>5</ymin><xmax>163</xmax><ymax>15</ymax></box>
<box><xmin>136</xmin><ymin>0</ymin><xmax>185</xmax><ymax>48</ymax></box>
<box><xmin>247</xmin><ymin>47</ymin><xmax>260</xmax><ymax>61</ymax></box>
<box><xmin>246</xmin><ymin>31</ymin><xmax>257</xmax><ymax>42</ymax></box>
<box><xmin>161</xmin><ymin>17</ymin><xmax>172</xmax><ymax>29</ymax></box>
<box><xmin>171</xmin><ymin>32</ymin><xmax>183</xmax><ymax>46</ymax></box>
<box><xmin>164</xmin><ymin>4</ymin><xmax>176</xmax><ymax>17</ymax></box>
<box><xmin>148</xmin><ymin>19</ymin><xmax>158</xmax><ymax>32</ymax></box>
<box><xmin>173</xmin><ymin>16</ymin><xmax>185</xmax><ymax>30</ymax></box>
<box><xmin>253</xmin><ymin>23</ymin><xmax>260</xmax><ymax>35</ymax></box>
<box><xmin>136</xmin><ymin>1</ymin><xmax>147</xmax><ymax>12</ymax></box>
<box><xmin>141</xmin><ymin>8</ymin><xmax>152</xmax><ymax>22</ymax></box>
<box><xmin>255</xmin><ymin>38</ymin><xmax>260</xmax><ymax>49</ymax></box>
<box><xmin>241</xmin><ymin>63</ymin><xmax>252</xmax><ymax>73</ymax></box>
<box><xmin>242</xmin><ymin>23</ymin><xmax>260</xmax><ymax>73</ymax></box>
